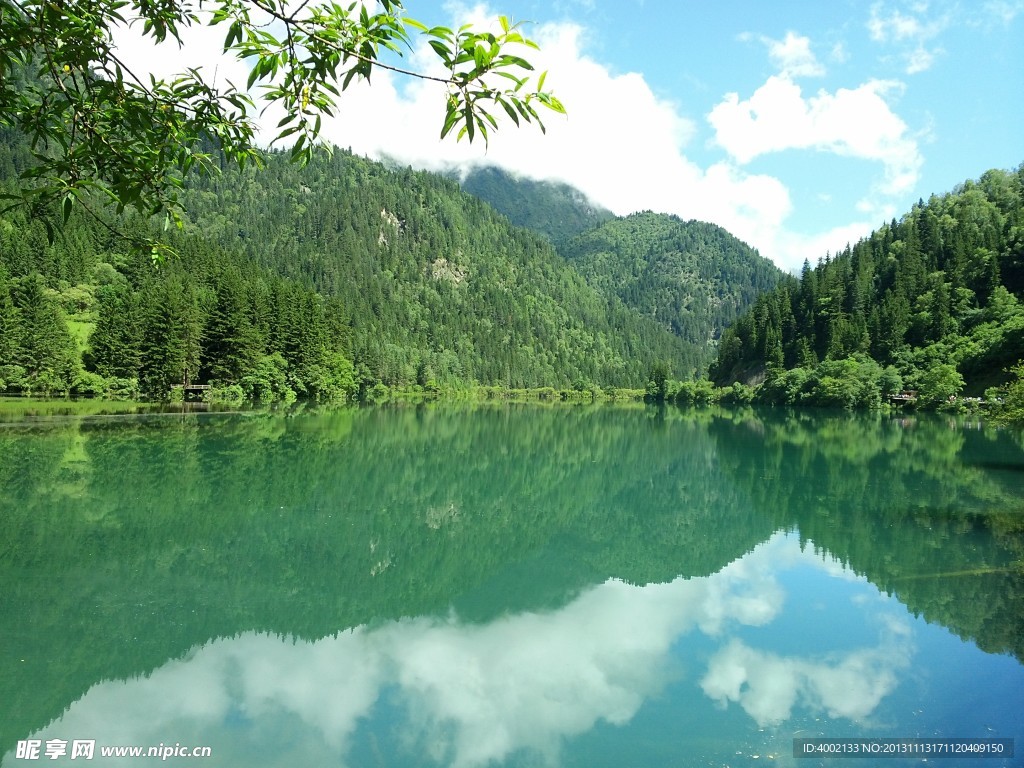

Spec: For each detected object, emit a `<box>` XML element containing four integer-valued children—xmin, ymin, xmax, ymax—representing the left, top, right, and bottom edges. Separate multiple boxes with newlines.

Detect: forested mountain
<box><xmin>559</xmin><ymin>212</ymin><xmax>784</xmax><ymax>352</ymax></box>
<box><xmin>710</xmin><ymin>166</ymin><xmax>1024</xmax><ymax>407</ymax></box>
<box><xmin>456</xmin><ymin>172</ymin><xmax>783</xmax><ymax>366</ymax></box>
<box><xmin>1</xmin><ymin>123</ymin><xmax>711</xmax><ymax>398</ymax></box>
<box><xmin>456</xmin><ymin>165</ymin><xmax>614</xmax><ymax>244</ymax></box>
<box><xmin>176</xmin><ymin>149</ymin><xmax>704</xmax><ymax>389</ymax></box>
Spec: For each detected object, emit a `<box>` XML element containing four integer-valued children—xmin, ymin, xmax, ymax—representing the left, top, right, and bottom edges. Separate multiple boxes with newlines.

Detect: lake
<box><xmin>1</xmin><ymin>404</ymin><xmax>1022</xmax><ymax>767</ymax></box>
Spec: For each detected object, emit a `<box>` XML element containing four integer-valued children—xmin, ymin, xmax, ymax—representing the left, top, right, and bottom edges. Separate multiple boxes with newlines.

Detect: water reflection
<box><xmin>11</xmin><ymin>534</ymin><xmax>929</xmax><ymax>767</ymax></box>
<box><xmin>2</xmin><ymin>406</ymin><xmax>1023</xmax><ymax>766</ymax></box>
<box><xmin>701</xmin><ymin>623</ymin><xmax>913</xmax><ymax>728</ymax></box>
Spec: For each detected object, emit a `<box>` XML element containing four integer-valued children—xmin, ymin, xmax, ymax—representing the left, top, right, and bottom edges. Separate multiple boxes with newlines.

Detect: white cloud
<box><xmin>830</xmin><ymin>41</ymin><xmax>850</xmax><ymax>64</ymax></box>
<box><xmin>764</xmin><ymin>32</ymin><xmax>826</xmax><ymax>78</ymax></box>
<box><xmin>307</xmin><ymin>12</ymin><xmax>818</xmax><ymax>269</ymax></box>
<box><xmin>321</xmin><ymin>9</ymin><xmax>920</xmax><ymax>272</ymax></box>
<box><xmin>111</xmin><ymin>13</ymin><xmax>251</xmax><ymax>93</ymax></box>
<box><xmin>320</xmin><ymin>18</ymin><xmax>700</xmax><ymax>213</ymax></box>
<box><xmin>107</xmin><ymin>3</ymin><xmax>926</xmax><ymax>273</ymax></box>
<box><xmin>867</xmin><ymin>2</ymin><xmax>949</xmax><ymax>74</ymax></box>
<box><xmin>984</xmin><ymin>0</ymin><xmax>1024</xmax><ymax>24</ymax></box>
<box><xmin>868</xmin><ymin>6</ymin><xmax>925</xmax><ymax>42</ymax></box>
<box><xmin>904</xmin><ymin>45</ymin><xmax>938</xmax><ymax>74</ymax></box>
<box><xmin>708</xmin><ymin>75</ymin><xmax>922</xmax><ymax>197</ymax></box>
<box><xmin>701</xmin><ymin>622</ymin><xmax>914</xmax><ymax>727</ymax></box>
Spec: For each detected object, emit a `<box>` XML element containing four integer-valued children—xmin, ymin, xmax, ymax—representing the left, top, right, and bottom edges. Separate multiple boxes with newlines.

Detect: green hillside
<box><xmin>1</xmin><ymin>127</ymin><xmax>712</xmax><ymax>397</ymax></box>
<box><xmin>710</xmin><ymin>166</ymin><xmax>1024</xmax><ymax>408</ymax></box>
<box><xmin>560</xmin><ymin>211</ymin><xmax>784</xmax><ymax>355</ymax></box>
<box><xmin>177</xmin><ymin>149</ymin><xmax>705</xmax><ymax>389</ymax></box>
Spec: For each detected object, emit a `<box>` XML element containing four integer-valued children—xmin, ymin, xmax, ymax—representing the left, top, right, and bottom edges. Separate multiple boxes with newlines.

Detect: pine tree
<box><xmin>9</xmin><ymin>273</ymin><xmax>77</xmax><ymax>391</ymax></box>
<box><xmin>0</xmin><ymin>265</ymin><xmax>20</xmax><ymax>367</ymax></box>
<box><xmin>203</xmin><ymin>267</ymin><xmax>261</xmax><ymax>383</ymax></box>
<box><xmin>87</xmin><ymin>285</ymin><xmax>143</xmax><ymax>379</ymax></box>
<box><xmin>139</xmin><ymin>275</ymin><xmax>204</xmax><ymax>397</ymax></box>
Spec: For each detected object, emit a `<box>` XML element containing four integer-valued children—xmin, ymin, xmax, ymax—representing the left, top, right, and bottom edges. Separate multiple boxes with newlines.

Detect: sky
<box><xmin>115</xmin><ymin>0</ymin><xmax>1024</xmax><ymax>272</ymax></box>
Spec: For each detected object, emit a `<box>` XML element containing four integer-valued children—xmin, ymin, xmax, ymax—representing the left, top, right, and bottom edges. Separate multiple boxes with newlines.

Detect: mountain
<box><xmin>456</xmin><ymin>165</ymin><xmax>614</xmax><ymax>244</ymax></box>
<box><xmin>1</xmin><ymin>115</ymin><xmax>792</xmax><ymax>397</ymax></box>
<box><xmin>559</xmin><ymin>212</ymin><xmax>785</xmax><ymax>355</ymax></box>
<box><xmin>710</xmin><ymin>165</ymin><xmax>1024</xmax><ymax>405</ymax></box>
<box><xmin>0</xmin><ymin>146</ymin><xmax>704</xmax><ymax>396</ymax></box>
<box><xmin>175</xmin><ymin>149</ymin><xmax>707</xmax><ymax>388</ymax></box>
<box><xmin>456</xmin><ymin>171</ymin><xmax>785</xmax><ymax>372</ymax></box>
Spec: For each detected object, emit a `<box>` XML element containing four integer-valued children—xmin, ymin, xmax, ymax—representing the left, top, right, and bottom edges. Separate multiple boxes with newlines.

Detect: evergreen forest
<box><xmin>710</xmin><ymin>166</ymin><xmax>1024</xmax><ymax>411</ymax></box>
<box><xmin>3</xmin><ymin>77</ymin><xmax>1023</xmax><ymax>411</ymax></box>
<box><xmin>560</xmin><ymin>211</ymin><xmax>784</xmax><ymax>353</ymax></box>
<box><xmin>0</xmin><ymin>128</ymin><xmax>358</xmax><ymax>403</ymax></box>
<box><xmin>0</xmin><ymin>123</ymin><xmax>783</xmax><ymax>401</ymax></box>
<box><xmin>176</xmin><ymin>148</ymin><xmax>704</xmax><ymax>391</ymax></box>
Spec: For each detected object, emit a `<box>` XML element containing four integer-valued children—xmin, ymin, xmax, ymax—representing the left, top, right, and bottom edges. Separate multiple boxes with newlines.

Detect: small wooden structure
<box><xmin>181</xmin><ymin>383</ymin><xmax>212</xmax><ymax>400</ymax></box>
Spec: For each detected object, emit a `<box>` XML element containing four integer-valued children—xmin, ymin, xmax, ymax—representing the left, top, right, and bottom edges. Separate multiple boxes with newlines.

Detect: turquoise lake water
<box><xmin>1</xmin><ymin>405</ymin><xmax>1022</xmax><ymax>766</ymax></box>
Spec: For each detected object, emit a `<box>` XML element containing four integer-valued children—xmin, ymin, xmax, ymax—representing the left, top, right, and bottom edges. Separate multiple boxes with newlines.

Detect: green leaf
<box><xmin>290</xmin><ymin>133</ymin><xmax>307</xmax><ymax>161</ymax></box>
<box><xmin>224</xmin><ymin>21</ymin><xmax>241</xmax><ymax>49</ymax></box>
<box><xmin>427</xmin><ymin>26</ymin><xmax>454</xmax><ymax>42</ymax></box>
<box><xmin>544</xmin><ymin>95</ymin><xmax>566</xmax><ymax>115</ymax></box>
<box><xmin>246</xmin><ymin>64</ymin><xmax>261</xmax><ymax>90</ymax></box>
<box><xmin>497</xmin><ymin>55</ymin><xmax>533</xmax><ymax>71</ymax></box>
<box><xmin>440</xmin><ymin>104</ymin><xmax>460</xmax><ymax>139</ymax></box>
<box><xmin>428</xmin><ymin>39</ymin><xmax>451</xmax><ymax>64</ymax></box>
<box><xmin>496</xmin><ymin>97</ymin><xmax>519</xmax><ymax>125</ymax></box>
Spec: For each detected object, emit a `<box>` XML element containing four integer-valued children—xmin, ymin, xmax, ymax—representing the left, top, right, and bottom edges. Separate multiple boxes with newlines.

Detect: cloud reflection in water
<box><xmin>17</xmin><ymin>533</ymin><xmax>914</xmax><ymax>766</ymax></box>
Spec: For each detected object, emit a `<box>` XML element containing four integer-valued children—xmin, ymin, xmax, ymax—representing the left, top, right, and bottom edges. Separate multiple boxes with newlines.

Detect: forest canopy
<box><xmin>709</xmin><ymin>165</ymin><xmax>1024</xmax><ymax>412</ymax></box>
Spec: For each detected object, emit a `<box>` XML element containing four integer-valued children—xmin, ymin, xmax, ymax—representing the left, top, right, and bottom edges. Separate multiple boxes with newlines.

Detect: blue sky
<box><xmin>117</xmin><ymin>0</ymin><xmax>1024</xmax><ymax>271</ymax></box>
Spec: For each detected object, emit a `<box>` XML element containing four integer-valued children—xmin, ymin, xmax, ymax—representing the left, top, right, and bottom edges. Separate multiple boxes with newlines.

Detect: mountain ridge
<box><xmin>560</xmin><ymin>210</ymin><xmax>785</xmax><ymax>354</ymax></box>
<box><xmin>455</xmin><ymin>165</ymin><xmax>615</xmax><ymax>244</ymax></box>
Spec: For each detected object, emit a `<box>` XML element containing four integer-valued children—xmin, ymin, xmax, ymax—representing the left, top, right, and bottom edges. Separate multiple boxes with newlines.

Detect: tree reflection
<box><xmin>0</xmin><ymin>405</ymin><xmax>1021</xmax><ymax>752</ymax></box>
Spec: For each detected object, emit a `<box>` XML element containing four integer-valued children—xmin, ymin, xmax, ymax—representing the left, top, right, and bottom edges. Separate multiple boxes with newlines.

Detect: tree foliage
<box><xmin>176</xmin><ymin>146</ymin><xmax>704</xmax><ymax>389</ymax></box>
<box><xmin>0</xmin><ymin>127</ymin><xmax>707</xmax><ymax>397</ymax></box>
<box><xmin>561</xmin><ymin>211</ymin><xmax>784</xmax><ymax>371</ymax></box>
<box><xmin>0</xmin><ymin>0</ymin><xmax>564</xmax><ymax>256</ymax></box>
<box><xmin>0</xmin><ymin>136</ymin><xmax>361</xmax><ymax>401</ymax></box>
<box><xmin>458</xmin><ymin>165</ymin><xmax>614</xmax><ymax>244</ymax></box>
<box><xmin>711</xmin><ymin>165</ymin><xmax>1024</xmax><ymax>410</ymax></box>
<box><xmin>991</xmin><ymin>362</ymin><xmax>1024</xmax><ymax>425</ymax></box>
